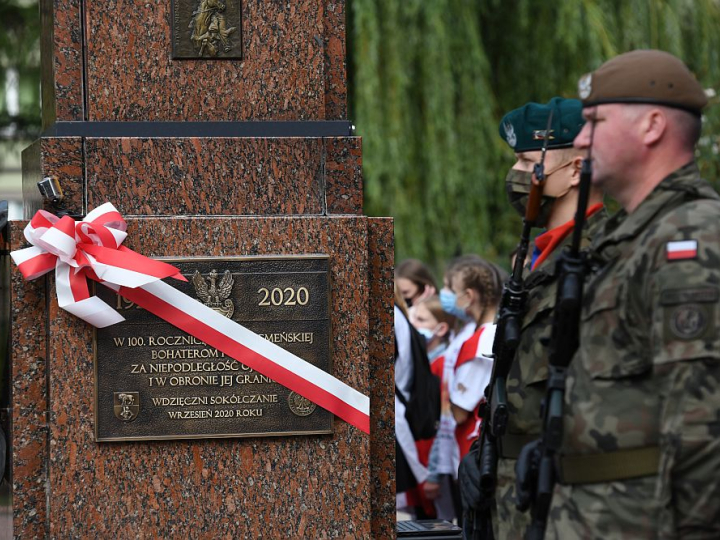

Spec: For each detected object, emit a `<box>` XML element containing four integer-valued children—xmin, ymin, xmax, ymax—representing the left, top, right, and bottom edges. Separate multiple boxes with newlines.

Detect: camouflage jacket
<box><xmin>504</xmin><ymin>207</ymin><xmax>607</xmax><ymax>443</ymax></box>
<box><xmin>548</xmin><ymin>162</ymin><xmax>720</xmax><ymax>539</ymax></box>
<box><xmin>493</xmin><ymin>207</ymin><xmax>606</xmax><ymax>539</ymax></box>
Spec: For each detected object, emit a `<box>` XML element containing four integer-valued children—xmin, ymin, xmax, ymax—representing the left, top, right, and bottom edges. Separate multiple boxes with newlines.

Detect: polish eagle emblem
<box><xmin>503</xmin><ymin>121</ymin><xmax>517</xmax><ymax>148</ymax></box>
<box><xmin>192</xmin><ymin>269</ymin><xmax>235</xmax><ymax>318</ymax></box>
<box><xmin>578</xmin><ymin>73</ymin><xmax>593</xmax><ymax>100</ymax></box>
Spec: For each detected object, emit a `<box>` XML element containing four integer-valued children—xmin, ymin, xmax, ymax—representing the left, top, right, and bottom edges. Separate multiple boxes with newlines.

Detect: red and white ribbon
<box><xmin>11</xmin><ymin>204</ymin><xmax>370</xmax><ymax>433</ymax></box>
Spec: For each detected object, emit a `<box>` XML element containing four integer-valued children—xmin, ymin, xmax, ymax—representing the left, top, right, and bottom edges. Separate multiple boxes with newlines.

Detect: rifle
<box><xmin>469</xmin><ymin>110</ymin><xmax>555</xmax><ymax>538</ymax></box>
<box><xmin>517</xmin><ymin>119</ymin><xmax>596</xmax><ymax>540</ymax></box>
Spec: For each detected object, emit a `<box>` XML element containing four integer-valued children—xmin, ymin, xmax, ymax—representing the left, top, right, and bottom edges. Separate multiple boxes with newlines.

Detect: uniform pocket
<box><xmin>579</xmin><ymin>281</ymin><xmax>652</xmax><ymax>379</ymax></box>
<box><xmin>522</xmin><ymin>278</ymin><xmax>557</xmax><ymax>331</ymax></box>
<box><xmin>581</xmin><ymin>284</ymin><xmax>618</xmax><ymax>321</ymax></box>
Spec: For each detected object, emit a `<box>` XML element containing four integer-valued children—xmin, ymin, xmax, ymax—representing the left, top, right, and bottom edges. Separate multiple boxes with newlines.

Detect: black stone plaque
<box><xmin>94</xmin><ymin>256</ymin><xmax>332</xmax><ymax>441</ymax></box>
<box><xmin>172</xmin><ymin>0</ymin><xmax>242</xmax><ymax>59</ymax></box>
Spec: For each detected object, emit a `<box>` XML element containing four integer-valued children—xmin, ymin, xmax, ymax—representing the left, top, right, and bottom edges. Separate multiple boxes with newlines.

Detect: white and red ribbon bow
<box><xmin>11</xmin><ymin>204</ymin><xmax>370</xmax><ymax>433</ymax></box>
<box><xmin>11</xmin><ymin>202</ymin><xmax>185</xmax><ymax>327</ymax></box>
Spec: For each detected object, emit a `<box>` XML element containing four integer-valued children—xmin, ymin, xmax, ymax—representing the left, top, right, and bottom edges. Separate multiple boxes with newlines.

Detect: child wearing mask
<box><xmin>445</xmin><ymin>257</ymin><xmax>506</xmax><ymax>459</ymax></box>
<box><xmin>410</xmin><ymin>295</ymin><xmax>455</xmax><ymax>363</ymax></box>
<box><xmin>395</xmin><ymin>258</ymin><xmax>438</xmax><ymax>309</ymax></box>
<box><xmin>409</xmin><ymin>295</ymin><xmax>456</xmax><ymax>519</ymax></box>
<box><xmin>417</xmin><ymin>256</ymin><xmax>491</xmax><ymax>520</ymax></box>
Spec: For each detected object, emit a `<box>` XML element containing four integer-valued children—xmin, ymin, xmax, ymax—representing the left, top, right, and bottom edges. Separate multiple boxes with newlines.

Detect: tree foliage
<box><xmin>0</xmin><ymin>0</ymin><xmax>41</xmax><ymax>134</ymax></box>
<box><xmin>350</xmin><ymin>0</ymin><xmax>720</xmax><ymax>273</ymax></box>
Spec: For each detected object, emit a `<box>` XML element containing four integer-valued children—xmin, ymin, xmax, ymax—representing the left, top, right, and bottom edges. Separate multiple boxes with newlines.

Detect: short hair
<box><xmin>623</xmin><ymin>104</ymin><xmax>702</xmax><ymax>150</ymax></box>
<box><xmin>549</xmin><ymin>146</ymin><xmax>584</xmax><ymax>163</ymax></box>
<box><xmin>667</xmin><ymin>107</ymin><xmax>702</xmax><ymax>149</ymax></box>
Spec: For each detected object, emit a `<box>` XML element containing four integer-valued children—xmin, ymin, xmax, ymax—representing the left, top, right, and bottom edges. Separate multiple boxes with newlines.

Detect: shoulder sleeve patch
<box><xmin>667</xmin><ymin>240</ymin><xmax>698</xmax><ymax>261</ymax></box>
<box><xmin>660</xmin><ymin>288</ymin><xmax>718</xmax><ymax>343</ymax></box>
<box><xmin>668</xmin><ymin>304</ymin><xmax>709</xmax><ymax>340</ymax></box>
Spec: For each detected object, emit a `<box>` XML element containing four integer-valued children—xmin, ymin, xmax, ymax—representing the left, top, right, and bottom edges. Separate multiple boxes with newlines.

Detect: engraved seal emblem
<box><xmin>114</xmin><ymin>392</ymin><xmax>139</xmax><ymax>422</ymax></box>
<box><xmin>192</xmin><ymin>269</ymin><xmax>235</xmax><ymax>318</ymax></box>
<box><xmin>670</xmin><ymin>304</ymin><xmax>706</xmax><ymax>339</ymax></box>
<box><xmin>288</xmin><ymin>391</ymin><xmax>316</xmax><ymax>417</ymax></box>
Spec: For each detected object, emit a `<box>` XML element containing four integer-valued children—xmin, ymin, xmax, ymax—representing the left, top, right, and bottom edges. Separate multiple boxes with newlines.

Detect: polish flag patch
<box><xmin>667</xmin><ymin>240</ymin><xmax>698</xmax><ymax>261</ymax></box>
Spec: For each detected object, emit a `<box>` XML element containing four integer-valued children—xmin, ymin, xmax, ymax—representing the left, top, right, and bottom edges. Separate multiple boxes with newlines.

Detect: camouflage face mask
<box><xmin>504</xmin><ymin>168</ymin><xmax>556</xmax><ymax>228</ymax></box>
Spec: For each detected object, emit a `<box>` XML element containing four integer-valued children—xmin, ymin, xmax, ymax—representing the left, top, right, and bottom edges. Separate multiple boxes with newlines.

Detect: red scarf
<box><xmin>532</xmin><ymin>203</ymin><xmax>604</xmax><ymax>270</ymax></box>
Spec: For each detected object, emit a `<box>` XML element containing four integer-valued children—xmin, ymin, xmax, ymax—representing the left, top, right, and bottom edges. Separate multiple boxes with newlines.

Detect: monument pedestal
<box><xmin>8</xmin><ymin>0</ymin><xmax>395</xmax><ymax>538</ymax></box>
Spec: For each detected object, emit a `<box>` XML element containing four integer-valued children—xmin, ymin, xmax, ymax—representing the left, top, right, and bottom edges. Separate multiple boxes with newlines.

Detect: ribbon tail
<box><xmin>119</xmin><ymin>281</ymin><xmax>371</xmax><ymax>434</ymax></box>
<box><xmin>83</xmin><ymin>244</ymin><xmax>187</xmax><ymax>284</ymax></box>
<box><xmin>55</xmin><ymin>263</ymin><xmax>125</xmax><ymax>328</ymax></box>
<box><xmin>63</xmin><ymin>297</ymin><xmax>127</xmax><ymax>328</ymax></box>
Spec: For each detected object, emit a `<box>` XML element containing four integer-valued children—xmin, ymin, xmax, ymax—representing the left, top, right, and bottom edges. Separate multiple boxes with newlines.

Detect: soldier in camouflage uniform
<box><xmin>458</xmin><ymin>98</ymin><xmax>606</xmax><ymax>538</ymax></box>
<box><xmin>496</xmin><ymin>99</ymin><xmax>605</xmax><ymax>539</ymax></box>
<box><xmin>545</xmin><ymin>50</ymin><xmax>720</xmax><ymax>539</ymax></box>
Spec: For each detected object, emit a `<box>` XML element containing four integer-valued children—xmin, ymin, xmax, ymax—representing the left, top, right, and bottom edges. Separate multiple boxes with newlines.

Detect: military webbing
<box><xmin>500</xmin><ymin>433</ymin><xmax>537</xmax><ymax>460</ymax></box>
<box><xmin>559</xmin><ymin>446</ymin><xmax>660</xmax><ymax>484</ymax></box>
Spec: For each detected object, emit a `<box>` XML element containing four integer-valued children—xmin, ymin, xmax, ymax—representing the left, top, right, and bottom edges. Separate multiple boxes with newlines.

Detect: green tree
<box><xmin>350</xmin><ymin>0</ymin><xmax>720</xmax><ymax>274</ymax></box>
<box><xmin>0</xmin><ymin>0</ymin><xmax>41</xmax><ymax>180</ymax></box>
<box><xmin>0</xmin><ymin>0</ymin><xmax>41</xmax><ymax>135</ymax></box>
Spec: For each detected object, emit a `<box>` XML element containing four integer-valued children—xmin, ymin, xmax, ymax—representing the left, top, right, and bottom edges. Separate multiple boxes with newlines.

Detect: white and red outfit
<box><xmin>450</xmin><ymin>322</ymin><xmax>495</xmax><ymax>459</ymax></box>
<box><xmin>433</xmin><ymin>321</ymin><xmax>476</xmax><ymax>478</ymax></box>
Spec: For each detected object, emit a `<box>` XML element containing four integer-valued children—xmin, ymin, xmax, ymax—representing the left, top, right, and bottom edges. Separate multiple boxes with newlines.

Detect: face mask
<box><xmin>504</xmin><ymin>161</ymin><xmax>573</xmax><ymax>228</ymax></box>
<box><xmin>439</xmin><ymin>289</ymin><xmax>472</xmax><ymax>321</ymax></box>
<box><xmin>416</xmin><ymin>327</ymin><xmax>435</xmax><ymax>342</ymax></box>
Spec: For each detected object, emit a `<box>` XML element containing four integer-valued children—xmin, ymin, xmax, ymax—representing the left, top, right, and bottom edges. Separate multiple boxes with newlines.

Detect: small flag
<box><xmin>667</xmin><ymin>240</ymin><xmax>698</xmax><ymax>261</ymax></box>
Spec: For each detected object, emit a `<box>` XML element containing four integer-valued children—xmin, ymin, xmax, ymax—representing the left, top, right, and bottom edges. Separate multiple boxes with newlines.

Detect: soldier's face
<box><xmin>511</xmin><ymin>152</ymin><xmax>539</xmax><ymax>173</ymax></box>
<box><xmin>574</xmin><ymin>104</ymin><xmax>641</xmax><ymax>198</ymax></box>
<box><xmin>512</xmin><ymin>151</ymin><xmax>576</xmax><ymax>198</ymax></box>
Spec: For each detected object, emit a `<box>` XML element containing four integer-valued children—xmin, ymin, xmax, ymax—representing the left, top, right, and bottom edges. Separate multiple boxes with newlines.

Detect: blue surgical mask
<box><xmin>440</xmin><ymin>289</ymin><xmax>472</xmax><ymax>321</ymax></box>
<box><xmin>417</xmin><ymin>327</ymin><xmax>435</xmax><ymax>342</ymax></box>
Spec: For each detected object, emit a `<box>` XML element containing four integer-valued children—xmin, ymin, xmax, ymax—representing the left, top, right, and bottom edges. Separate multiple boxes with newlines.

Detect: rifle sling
<box><xmin>559</xmin><ymin>446</ymin><xmax>660</xmax><ymax>484</ymax></box>
<box><xmin>500</xmin><ymin>433</ymin><xmax>537</xmax><ymax>460</ymax></box>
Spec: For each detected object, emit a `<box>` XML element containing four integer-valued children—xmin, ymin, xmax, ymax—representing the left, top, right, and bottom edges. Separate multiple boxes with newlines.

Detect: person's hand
<box><xmin>514</xmin><ymin>439</ymin><xmax>541</xmax><ymax>512</ymax></box>
<box><xmin>423</xmin><ymin>481</ymin><xmax>441</xmax><ymax>501</ymax></box>
<box><xmin>417</xmin><ymin>284</ymin><xmax>437</xmax><ymax>303</ymax></box>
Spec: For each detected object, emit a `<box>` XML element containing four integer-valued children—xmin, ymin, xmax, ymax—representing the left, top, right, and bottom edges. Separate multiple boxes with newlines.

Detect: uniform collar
<box><xmin>591</xmin><ymin>161</ymin><xmax>715</xmax><ymax>262</ymax></box>
<box><xmin>531</xmin><ymin>202</ymin><xmax>605</xmax><ymax>271</ymax></box>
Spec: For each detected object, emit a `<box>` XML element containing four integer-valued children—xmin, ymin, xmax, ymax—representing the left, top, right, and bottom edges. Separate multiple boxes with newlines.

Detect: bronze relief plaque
<box><xmin>94</xmin><ymin>256</ymin><xmax>332</xmax><ymax>441</ymax></box>
<box><xmin>172</xmin><ymin>0</ymin><xmax>242</xmax><ymax>59</ymax></box>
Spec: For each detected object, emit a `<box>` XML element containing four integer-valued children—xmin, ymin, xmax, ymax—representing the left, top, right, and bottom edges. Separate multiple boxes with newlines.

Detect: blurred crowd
<box><xmin>395</xmin><ymin>256</ymin><xmax>507</xmax><ymax>522</ymax></box>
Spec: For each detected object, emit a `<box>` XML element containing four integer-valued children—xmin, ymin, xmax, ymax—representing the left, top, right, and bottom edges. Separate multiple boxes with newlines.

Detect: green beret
<box><xmin>578</xmin><ymin>49</ymin><xmax>708</xmax><ymax>115</ymax></box>
<box><xmin>499</xmin><ymin>97</ymin><xmax>585</xmax><ymax>153</ymax></box>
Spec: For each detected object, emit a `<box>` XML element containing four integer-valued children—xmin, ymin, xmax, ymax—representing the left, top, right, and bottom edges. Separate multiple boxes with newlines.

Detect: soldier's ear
<box><xmin>569</xmin><ymin>156</ymin><xmax>583</xmax><ymax>186</ymax></box>
<box><xmin>642</xmin><ymin>108</ymin><xmax>668</xmax><ymax>147</ymax></box>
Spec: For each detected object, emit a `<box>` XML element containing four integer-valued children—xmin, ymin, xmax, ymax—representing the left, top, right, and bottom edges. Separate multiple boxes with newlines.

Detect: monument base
<box><xmin>8</xmin><ymin>215</ymin><xmax>394</xmax><ymax>538</ymax></box>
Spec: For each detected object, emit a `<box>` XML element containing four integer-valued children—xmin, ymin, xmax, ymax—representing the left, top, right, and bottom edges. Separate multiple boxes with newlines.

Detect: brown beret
<box><xmin>578</xmin><ymin>49</ymin><xmax>708</xmax><ymax>115</ymax></box>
